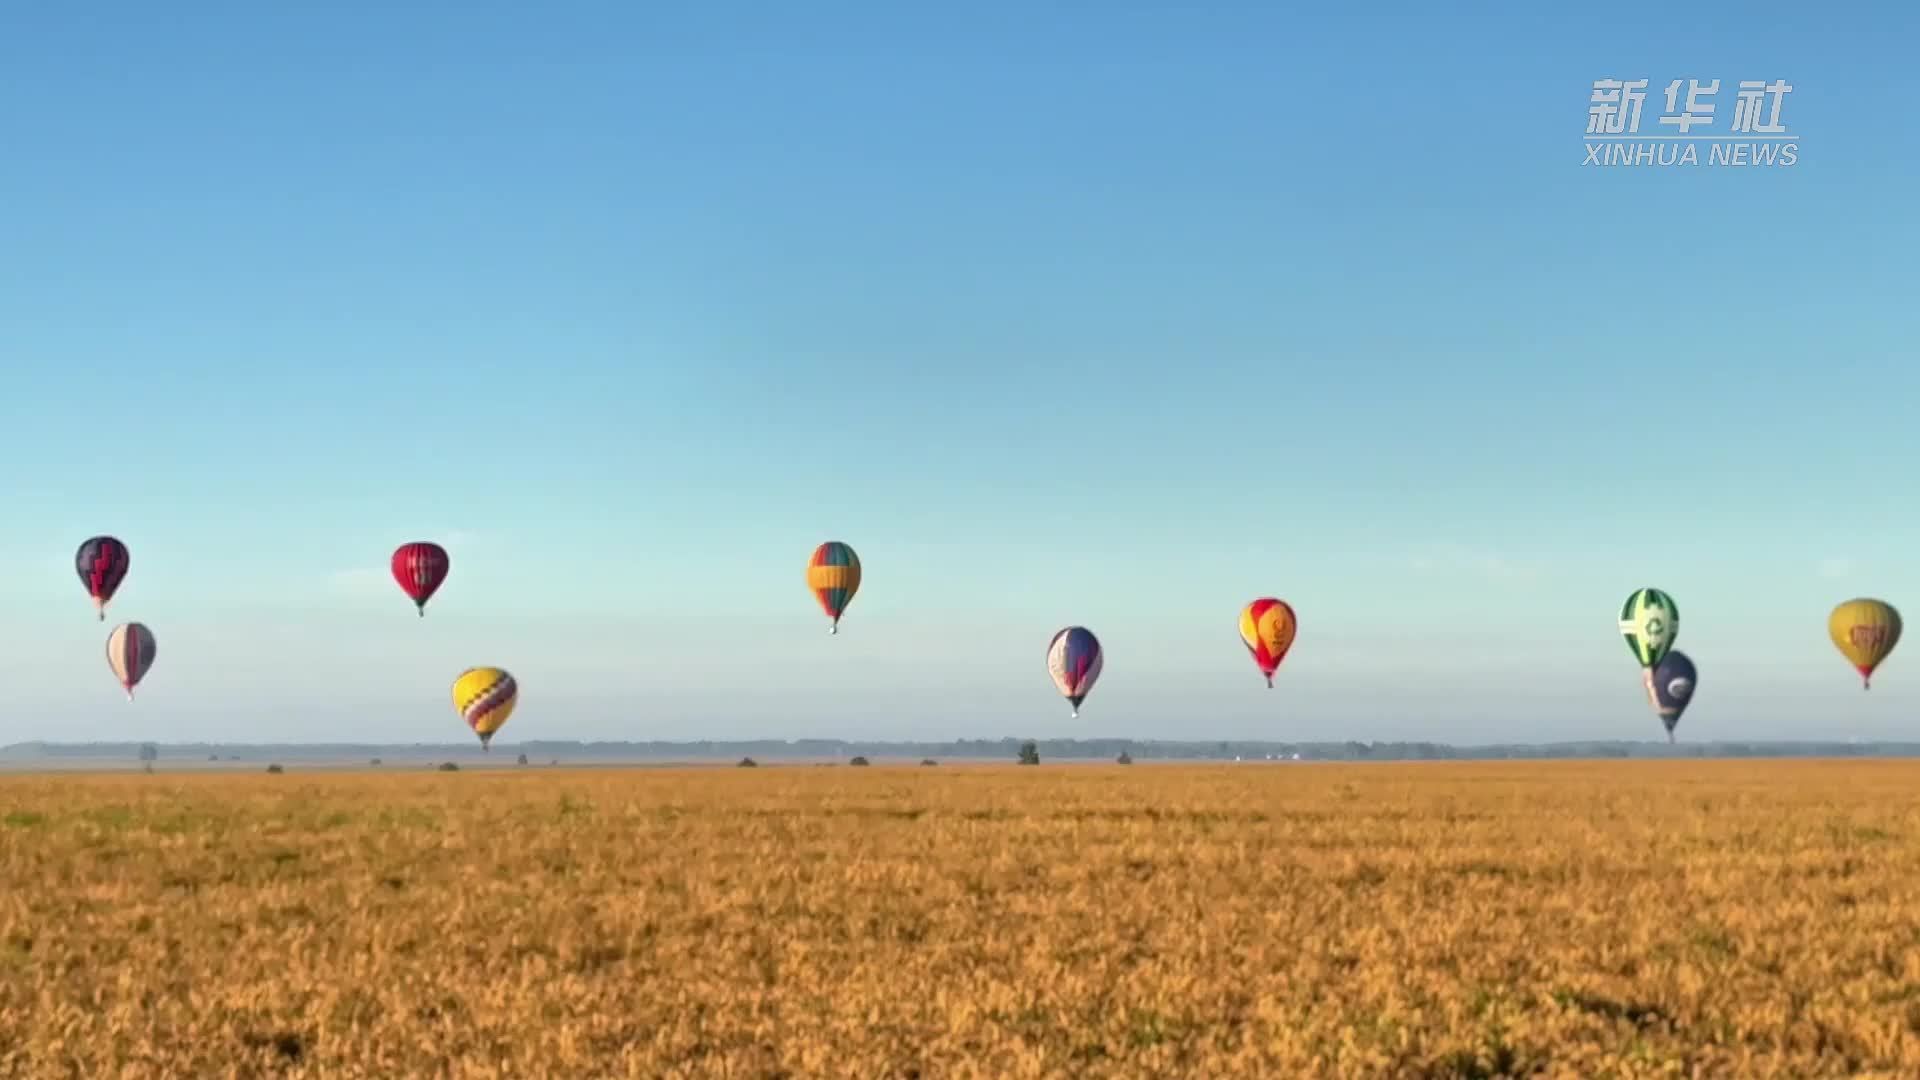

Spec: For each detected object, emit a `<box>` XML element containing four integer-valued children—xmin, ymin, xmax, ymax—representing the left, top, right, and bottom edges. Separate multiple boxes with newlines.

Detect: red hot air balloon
<box><xmin>75</xmin><ymin>536</ymin><xmax>131</xmax><ymax>621</ymax></box>
<box><xmin>391</xmin><ymin>542</ymin><xmax>451</xmax><ymax>616</ymax></box>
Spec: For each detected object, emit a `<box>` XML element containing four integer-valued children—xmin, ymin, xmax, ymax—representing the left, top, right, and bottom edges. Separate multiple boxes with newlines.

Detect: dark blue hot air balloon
<box><xmin>1644</xmin><ymin>650</ymin><xmax>1697</xmax><ymax>742</ymax></box>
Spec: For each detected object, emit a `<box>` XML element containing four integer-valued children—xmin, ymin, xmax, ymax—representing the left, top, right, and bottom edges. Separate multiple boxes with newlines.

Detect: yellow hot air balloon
<box><xmin>1829</xmin><ymin>599</ymin><xmax>1901</xmax><ymax>690</ymax></box>
<box><xmin>452</xmin><ymin>667</ymin><xmax>518</xmax><ymax>749</ymax></box>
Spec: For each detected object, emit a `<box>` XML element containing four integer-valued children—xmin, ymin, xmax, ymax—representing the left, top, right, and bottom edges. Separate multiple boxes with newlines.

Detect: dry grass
<box><xmin>2</xmin><ymin>760</ymin><xmax>1919</xmax><ymax>1078</ymax></box>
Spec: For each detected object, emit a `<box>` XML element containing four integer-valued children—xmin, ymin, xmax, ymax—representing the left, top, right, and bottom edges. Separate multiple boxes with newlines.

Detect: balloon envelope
<box><xmin>1618</xmin><ymin>587</ymin><xmax>1679</xmax><ymax>669</ymax></box>
<box><xmin>106</xmin><ymin>622</ymin><xmax>156</xmax><ymax>699</ymax></box>
<box><xmin>76</xmin><ymin>536</ymin><xmax>131</xmax><ymax>620</ymax></box>
<box><xmin>391</xmin><ymin>542</ymin><xmax>451</xmax><ymax>615</ymax></box>
<box><xmin>1644</xmin><ymin>650</ymin><xmax>1697</xmax><ymax>735</ymax></box>
<box><xmin>1829</xmin><ymin>598</ymin><xmax>1901</xmax><ymax>689</ymax></box>
<box><xmin>806</xmin><ymin>542</ymin><xmax>861</xmax><ymax>633</ymax></box>
<box><xmin>1047</xmin><ymin>627</ymin><xmax>1103</xmax><ymax>716</ymax></box>
<box><xmin>452</xmin><ymin>667</ymin><xmax>518</xmax><ymax>748</ymax></box>
<box><xmin>1238</xmin><ymin>598</ymin><xmax>1298</xmax><ymax>687</ymax></box>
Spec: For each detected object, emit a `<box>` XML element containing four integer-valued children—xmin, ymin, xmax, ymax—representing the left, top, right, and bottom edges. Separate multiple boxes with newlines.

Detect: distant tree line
<box><xmin>10</xmin><ymin>738</ymin><xmax>1920</xmax><ymax>765</ymax></box>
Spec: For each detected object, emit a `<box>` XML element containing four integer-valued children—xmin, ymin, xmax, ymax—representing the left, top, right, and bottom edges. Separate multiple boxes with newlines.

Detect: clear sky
<box><xmin>3</xmin><ymin>4</ymin><xmax>1915</xmax><ymax>745</ymax></box>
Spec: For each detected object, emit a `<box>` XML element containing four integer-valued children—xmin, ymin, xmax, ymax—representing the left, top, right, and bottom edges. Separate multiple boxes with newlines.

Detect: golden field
<box><xmin>2</xmin><ymin>760</ymin><xmax>1919</xmax><ymax>1079</ymax></box>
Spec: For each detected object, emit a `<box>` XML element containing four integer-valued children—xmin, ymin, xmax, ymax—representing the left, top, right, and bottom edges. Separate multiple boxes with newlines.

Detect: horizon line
<box><xmin>6</xmin><ymin>737</ymin><xmax>1910</xmax><ymax>751</ymax></box>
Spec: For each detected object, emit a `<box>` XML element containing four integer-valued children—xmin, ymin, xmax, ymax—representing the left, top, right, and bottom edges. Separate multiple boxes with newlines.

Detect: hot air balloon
<box><xmin>106</xmin><ymin>622</ymin><xmax>156</xmax><ymax>701</ymax></box>
<box><xmin>1047</xmin><ymin>627</ymin><xmax>1103</xmax><ymax>718</ymax></box>
<box><xmin>1238</xmin><ymin>598</ymin><xmax>1298</xmax><ymax>688</ymax></box>
<box><xmin>452</xmin><ymin>667</ymin><xmax>518</xmax><ymax>750</ymax></box>
<box><xmin>391</xmin><ymin>542</ymin><xmax>450</xmax><ymax>616</ymax></box>
<box><xmin>1618</xmin><ymin>587</ymin><xmax>1678</xmax><ymax>669</ymax></box>
<box><xmin>75</xmin><ymin>536</ymin><xmax>130</xmax><ymax>621</ymax></box>
<box><xmin>1829</xmin><ymin>598</ymin><xmax>1901</xmax><ymax>689</ymax></box>
<box><xmin>806</xmin><ymin>542</ymin><xmax>861</xmax><ymax>634</ymax></box>
<box><xmin>1642</xmin><ymin>650</ymin><xmax>1696</xmax><ymax>743</ymax></box>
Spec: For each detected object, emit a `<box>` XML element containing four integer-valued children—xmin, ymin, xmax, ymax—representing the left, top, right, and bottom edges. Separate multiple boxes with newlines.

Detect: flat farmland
<box><xmin>2</xmin><ymin>761</ymin><xmax>1919</xmax><ymax>1078</ymax></box>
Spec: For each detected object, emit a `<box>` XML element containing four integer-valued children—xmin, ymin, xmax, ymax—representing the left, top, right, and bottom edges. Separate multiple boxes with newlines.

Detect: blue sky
<box><xmin>3</xmin><ymin>4</ymin><xmax>1916</xmax><ymax>744</ymax></box>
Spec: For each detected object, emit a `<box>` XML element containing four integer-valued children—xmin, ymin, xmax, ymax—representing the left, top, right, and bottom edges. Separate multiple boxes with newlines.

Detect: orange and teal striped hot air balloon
<box><xmin>806</xmin><ymin>542</ymin><xmax>861</xmax><ymax>634</ymax></box>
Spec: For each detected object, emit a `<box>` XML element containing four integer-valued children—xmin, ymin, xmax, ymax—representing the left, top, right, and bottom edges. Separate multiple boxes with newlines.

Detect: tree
<box><xmin>1117</xmin><ymin>751</ymin><xmax>1133</xmax><ymax>765</ymax></box>
<box><xmin>265</xmin><ymin>764</ymin><xmax>284</xmax><ymax>774</ymax></box>
<box><xmin>369</xmin><ymin>758</ymin><xmax>382</xmax><ymax>766</ymax></box>
<box><xmin>1018</xmin><ymin>740</ymin><xmax>1040</xmax><ymax>766</ymax></box>
<box><xmin>438</xmin><ymin>762</ymin><xmax>460</xmax><ymax>772</ymax></box>
<box><xmin>139</xmin><ymin>743</ymin><xmax>157</xmax><ymax>773</ymax></box>
<box><xmin>849</xmin><ymin>756</ymin><xmax>870</xmax><ymax>767</ymax></box>
<box><xmin>516</xmin><ymin>753</ymin><xmax>529</xmax><ymax>766</ymax></box>
<box><xmin>738</xmin><ymin>757</ymin><xmax>758</xmax><ymax>768</ymax></box>
<box><xmin>920</xmin><ymin>759</ymin><xmax>938</xmax><ymax>766</ymax></box>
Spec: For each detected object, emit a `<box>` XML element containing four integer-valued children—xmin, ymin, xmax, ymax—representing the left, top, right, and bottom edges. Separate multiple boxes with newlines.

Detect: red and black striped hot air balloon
<box><xmin>391</xmin><ymin>542</ymin><xmax>451</xmax><ymax>616</ymax></box>
<box><xmin>75</xmin><ymin>536</ymin><xmax>130</xmax><ymax>621</ymax></box>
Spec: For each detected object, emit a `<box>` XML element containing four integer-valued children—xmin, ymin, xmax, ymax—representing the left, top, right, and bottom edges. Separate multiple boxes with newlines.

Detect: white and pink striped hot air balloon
<box><xmin>106</xmin><ymin>622</ymin><xmax>157</xmax><ymax>701</ymax></box>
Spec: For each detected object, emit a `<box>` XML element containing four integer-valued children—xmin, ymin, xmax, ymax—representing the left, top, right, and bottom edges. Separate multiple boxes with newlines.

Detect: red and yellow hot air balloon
<box><xmin>1238</xmin><ymin>598</ymin><xmax>1298</xmax><ymax>687</ymax></box>
<box><xmin>806</xmin><ymin>542</ymin><xmax>861</xmax><ymax>634</ymax></box>
<box><xmin>1829</xmin><ymin>599</ymin><xmax>1901</xmax><ymax>689</ymax></box>
<box><xmin>452</xmin><ymin>667</ymin><xmax>517</xmax><ymax>750</ymax></box>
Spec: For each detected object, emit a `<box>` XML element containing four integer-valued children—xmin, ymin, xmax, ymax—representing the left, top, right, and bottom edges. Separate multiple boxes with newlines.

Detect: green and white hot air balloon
<box><xmin>1618</xmin><ymin>587</ymin><xmax>1679</xmax><ymax>669</ymax></box>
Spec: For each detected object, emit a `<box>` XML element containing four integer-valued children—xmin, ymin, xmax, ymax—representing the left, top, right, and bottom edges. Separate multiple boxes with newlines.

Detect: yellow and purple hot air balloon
<box><xmin>1238</xmin><ymin>598</ymin><xmax>1298</xmax><ymax>688</ymax></box>
<box><xmin>1047</xmin><ymin>627</ymin><xmax>1103</xmax><ymax>718</ymax></box>
<box><xmin>452</xmin><ymin>667</ymin><xmax>518</xmax><ymax>750</ymax></box>
<box><xmin>806</xmin><ymin>542</ymin><xmax>861</xmax><ymax>634</ymax></box>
